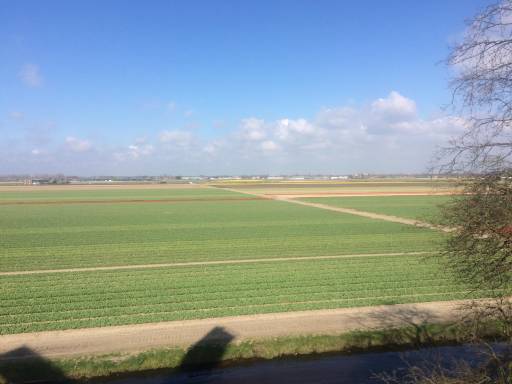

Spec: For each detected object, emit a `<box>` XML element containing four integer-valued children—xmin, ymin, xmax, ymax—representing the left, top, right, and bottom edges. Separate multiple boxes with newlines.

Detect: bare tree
<box><xmin>384</xmin><ymin>2</ymin><xmax>512</xmax><ymax>382</ymax></box>
<box><xmin>438</xmin><ymin>0</ymin><xmax>512</xmax><ymax>305</ymax></box>
<box><xmin>438</xmin><ymin>0</ymin><xmax>512</xmax><ymax>173</ymax></box>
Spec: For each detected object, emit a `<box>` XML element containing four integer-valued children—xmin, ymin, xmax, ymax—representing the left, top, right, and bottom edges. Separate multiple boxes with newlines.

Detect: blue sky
<box><xmin>0</xmin><ymin>0</ymin><xmax>490</xmax><ymax>175</ymax></box>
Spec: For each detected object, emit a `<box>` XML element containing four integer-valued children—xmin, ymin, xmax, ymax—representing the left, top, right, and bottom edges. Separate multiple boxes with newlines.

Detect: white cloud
<box><xmin>371</xmin><ymin>91</ymin><xmax>416</xmax><ymax>119</ymax></box>
<box><xmin>184</xmin><ymin>109</ymin><xmax>194</xmax><ymax>118</ymax></box>
<box><xmin>19</xmin><ymin>64</ymin><xmax>43</xmax><ymax>88</ymax></box>
<box><xmin>65</xmin><ymin>136</ymin><xmax>92</xmax><ymax>152</ymax></box>
<box><xmin>128</xmin><ymin>143</ymin><xmax>154</xmax><ymax>159</ymax></box>
<box><xmin>260</xmin><ymin>140</ymin><xmax>280</xmax><ymax>152</ymax></box>
<box><xmin>275</xmin><ymin>118</ymin><xmax>315</xmax><ymax>141</ymax></box>
<box><xmin>240</xmin><ymin>118</ymin><xmax>266</xmax><ymax>141</ymax></box>
<box><xmin>2</xmin><ymin>91</ymin><xmax>469</xmax><ymax>175</ymax></box>
<box><xmin>203</xmin><ymin>139</ymin><xmax>225</xmax><ymax>155</ymax></box>
<box><xmin>167</xmin><ymin>101</ymin><xmax>176</xmax><ymax>111</ymax></box>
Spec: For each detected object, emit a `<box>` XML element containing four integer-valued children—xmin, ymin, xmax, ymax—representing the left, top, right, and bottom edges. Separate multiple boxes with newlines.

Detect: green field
<box><xmin>0</xmin><ymin>194</ymin><xmax>442</xmax><ymax>272</ymax></box>
<box><xmin>0</xmin><ymin>187</ymin><xmax>244</xmax><ymax>202</ymax></box>
<box><xmin>301</xmin><ymin>195</ymin><xmax>452</xmax><ymax>222</ymax></box>
<box><xmin>0</xmin><ymin>186</ymin><xmax>476</xmax><ymax>335</ymax></box>
<box><xmin>1</xmin><ymin>255</ymin><xmax>483</xmax><ymax>334</ymax></box>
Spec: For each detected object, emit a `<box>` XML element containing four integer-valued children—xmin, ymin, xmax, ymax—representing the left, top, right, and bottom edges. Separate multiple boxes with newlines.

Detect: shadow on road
<box><xmin>0</xmin><ymin>346</ymin><xmax>75</xmax><ymax>383</ymax></box>
<box><xmin>367</xmin><ymin>305</ymin><xmax>455</xmax><ymax>345</ymax></box>
<box><xmin>0</xmin><ymin>327</ymin><xmax>235</xmax><ymax>383</ymax></box>
<box><xmin>178</xmin><ymin>326</ymin><xmax>235</xmax><ymax>373</ymax></box>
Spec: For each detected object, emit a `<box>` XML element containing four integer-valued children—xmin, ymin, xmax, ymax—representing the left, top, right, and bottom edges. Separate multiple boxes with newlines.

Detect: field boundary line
<box><xmin>277</xmin><ymin>197</ymin><xmax>449</xmax><ymax>231</ymax></box>
<box><xmin>0</xmin><ymin>252</ymin><xmax>431</xmax><ymax>276</ymax></box>
<box><xmin>212</xmin><ymin>186</ymin><xmax>450</xmax><ymax>231</ymax></box>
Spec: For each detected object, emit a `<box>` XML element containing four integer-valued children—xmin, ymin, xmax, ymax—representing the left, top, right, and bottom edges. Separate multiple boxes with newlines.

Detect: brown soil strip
<box><xmin>0</xmin><ymin>197</ymin><xmax>267</xmax><ymax>206</ymax></box>
<box><xmin>0</xmin><ymin>252</ymin><xmax>429</xmax><ymax>276</ymax></box>
<box><xmin>0</xmin><ymin>300</ymin><xmax>469</xmax><ymax>359</ymax></box>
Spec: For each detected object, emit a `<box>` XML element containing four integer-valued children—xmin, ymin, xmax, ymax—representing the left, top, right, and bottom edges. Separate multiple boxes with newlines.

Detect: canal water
<box><xmin>97</xmin><ymin>343</ymin><xmax>495</xmax><ymax>384</ymax></box>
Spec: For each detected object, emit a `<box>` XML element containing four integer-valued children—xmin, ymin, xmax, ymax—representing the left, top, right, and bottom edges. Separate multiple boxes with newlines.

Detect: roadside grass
<box><xmin>0</xmin><ymin>321</ymin><xmax>504</xmax><ymax>383</ymax></box>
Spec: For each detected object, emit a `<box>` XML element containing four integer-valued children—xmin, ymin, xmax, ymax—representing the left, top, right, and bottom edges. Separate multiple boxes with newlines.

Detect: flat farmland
<box><xmin>0</xmin><ymin>185</ymin><xmax>245</xmax><ymax>203</ymax></box>
<box><xmin>0</xmin><ymin>185</ymin><xmax>479</xmax><ymax>336</ymax></box>
<box><xmin>300</xmin><ymin>195</ymin><xmax>452</xmax><ymax>223</ymax></box>
<box><xmin>210</xmin><ymin>179</ymin><xmax>458</xmax><ymax>197</ymax></box>
<box><xmin>0</xmin><ymin>256</ymin><xmax>485</xmax><ymax>335</ymax></box>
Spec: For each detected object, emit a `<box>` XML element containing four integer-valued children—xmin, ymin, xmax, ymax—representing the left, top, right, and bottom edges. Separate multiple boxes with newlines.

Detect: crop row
<box><xmin>0</xmin><ymin>255</ymin><xmax>483</xmax><ymax>334</ymax></box>
<box><xmin>0</xmin><ymin>234</ymin><xmax>440</xmax><ymax>272</ymax></box>
<box><xmin>1</xmin><ymin>222</ymin><xmax>432</xmax><ymax>248</ymax></box>
<box><xmin>0</xmin><ymin>254</ymin><xmax>437</xmax><ymax>287</ymax></box>
<box><xmin>0</xmin><ymin>187</ymin><xmax>244</xmax><ymax>201</ymax></box>
<box><xmin>1</xmin><ymin>292</ymin><xmax>482</xmax><ymax>335</ymax></box>
<box><xmin>0</xmin><ymin>260</ymin><xmax>447</xmax><ymax>301</ymax></box>
<box><xmin>1</xmin><ymin>254</ymin><xmax>437</xmax><ymax>286</ymax></box>
<box><xmin>2</xmin><ymin>224</ymin><xmax>432</xmax><ymax>250</ymax></box>
<box><xmin>1</xmin><ymin>281</ymin><xmax>460</xmax><ymax>317</ymax></box>
<box><xmin>0</xmin><ymin>285</ymin><xmax>470</xmax><ymax>325</ymax></box>
<box><xmin>0</xmin><ymin>269</ymin><xmax>446</xmax><ymax>302</ymax></box>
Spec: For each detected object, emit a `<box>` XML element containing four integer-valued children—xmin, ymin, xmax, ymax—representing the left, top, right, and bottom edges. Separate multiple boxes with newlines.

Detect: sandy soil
<box><xmin>0</xmin><ymin>251</ymin><xmax>428</xmax><ymax>277</ymax></box>
<box><xmin>0</xmin><ymin>300</ymin><xmax>468</xmax><ymax>359</ymax></box>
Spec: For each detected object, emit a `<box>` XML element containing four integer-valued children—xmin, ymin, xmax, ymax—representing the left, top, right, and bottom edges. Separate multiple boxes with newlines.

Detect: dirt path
<box><xmin>212</xmin><ymin>186</ymin><xmax>448</xmax><ymax>231</ymax></box>
<box><xmin>0</xmin><ymin>300</ymin><xmax>468</xmax><ymax>359</ymax></box>
<box><xmin>276</xmin><ymin>197</ymin><xmax>449</xmax><ymax>231</ymax></box>
<box><xmin>0</xmin><ymin>252</ymin><xmax>429</xmax><ymax>276</ymax></box>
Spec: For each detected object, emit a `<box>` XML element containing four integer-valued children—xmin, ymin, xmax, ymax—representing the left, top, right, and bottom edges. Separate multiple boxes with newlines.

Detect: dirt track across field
<box><xmin>212</xmin><ymin>186</ymin><xmax>451</xmax><ymax>231</ymax></box>
<box><xmin>0</xmin><ymin>251</ymin><xmax>429</xmax><ymax>276</ymax></box>
<box><xmin>0</xmin><ymin>300</ymin><xmax>468</xmax><ymax>359</ymax></box>
<box><xmin>275</xmin><ymin>197</ymin><xmax>448</xmax><ymax>231</ymax></box>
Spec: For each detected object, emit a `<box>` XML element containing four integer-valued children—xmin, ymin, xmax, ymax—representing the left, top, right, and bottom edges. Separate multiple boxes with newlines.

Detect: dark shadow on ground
<box><xmin>178</xmin><ymin>326</ymin><xmax>235</xmax><ymax>374</ymax></box>
<box><xmin>0</xmin><ymin>346</ymin><xmax>75</xmax><ymax>383</ymax></box>
<box><xmin>347</xmin><ymin>304</ymin><xmax>460</xmax><ymax>348</ymax></box>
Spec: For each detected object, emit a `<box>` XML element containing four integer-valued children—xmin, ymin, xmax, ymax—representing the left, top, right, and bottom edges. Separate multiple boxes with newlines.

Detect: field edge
<box><xmin>0</xmin><ymin>320</ymin><xmax>505</xmax><ymax>383</ymax></box>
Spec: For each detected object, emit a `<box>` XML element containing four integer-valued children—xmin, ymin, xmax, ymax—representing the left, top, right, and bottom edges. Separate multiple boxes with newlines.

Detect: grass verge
<box><xmin>0</xmin><ymin>321</ymin><xmax>506</xmax><ymax>383</ymax></box>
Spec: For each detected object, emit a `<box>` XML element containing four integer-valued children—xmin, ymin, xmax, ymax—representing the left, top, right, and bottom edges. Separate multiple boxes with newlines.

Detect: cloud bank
<box><xmin>0</xmin><ymin>91</ymin><xmax>466</xmax><ymax>175</ymax></box>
